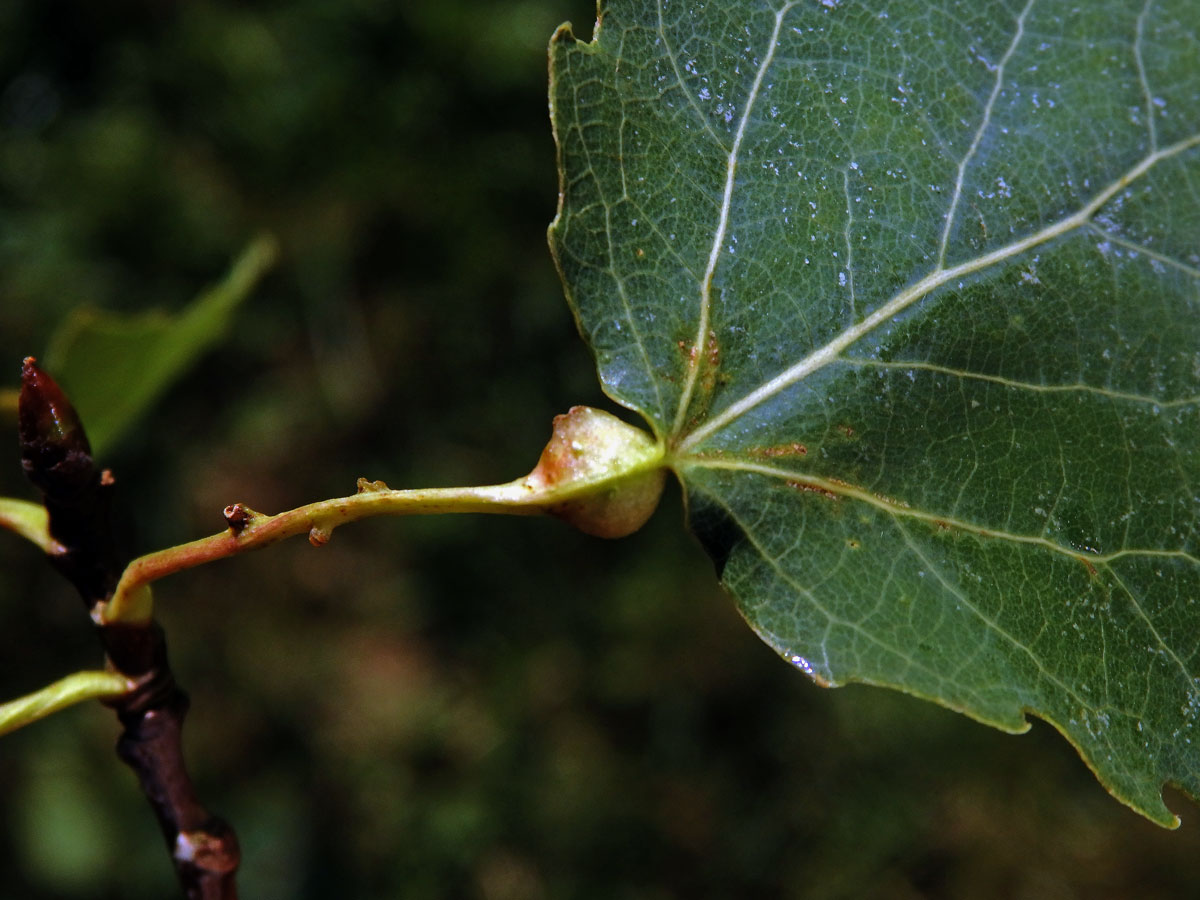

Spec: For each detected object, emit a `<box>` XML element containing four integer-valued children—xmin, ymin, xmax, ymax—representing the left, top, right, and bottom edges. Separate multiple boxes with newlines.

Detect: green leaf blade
<box><xmin>44</xmin><ymin>234</ymin><xmax>278</xmax><ymax>455</ymax></box>
<box><xmin>550</xmin><ymin>0</ymin><xmax>1200</xmax><ymax>824</ymax></box>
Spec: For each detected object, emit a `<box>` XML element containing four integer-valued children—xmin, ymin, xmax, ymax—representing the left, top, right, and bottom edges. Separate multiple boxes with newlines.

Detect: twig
<box><xmin>0</xmin><ymin>670</ymin><xmax>133</xmax><ymax>736</ymax></box>
<box><xmin>104</xmin><ymin>478</ymin><xmax>546</xmax><ymax>623</ymax></box>
<box><xmin>100</xmin><ymin>404</ymin><xmax>669</xmax><ymax>624</ymax></box>
<box><xmin>18</xmin><ymin>357</ymin><xmax>240</xmax><ymax>900</ymax></box>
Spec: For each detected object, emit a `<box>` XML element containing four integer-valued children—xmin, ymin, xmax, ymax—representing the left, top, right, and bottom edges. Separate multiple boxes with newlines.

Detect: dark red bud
<box><xmin>18</xmin><ymin>357</ymin><xmax>94</xmax><ymax>491</ymax></box>
<box><xmin>20</xmin><ymin>357</ymin><xmax>88</xmax><ymax>448</ymax></box>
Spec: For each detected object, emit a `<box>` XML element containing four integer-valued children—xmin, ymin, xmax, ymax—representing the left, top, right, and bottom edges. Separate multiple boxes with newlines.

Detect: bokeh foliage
<box><xmin>1</xmin><ymin>1</ymin><xmax>1199</xmax><ymax>897</ymax></box>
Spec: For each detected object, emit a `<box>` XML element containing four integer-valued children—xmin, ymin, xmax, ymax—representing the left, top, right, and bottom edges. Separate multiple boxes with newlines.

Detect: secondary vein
<box><xmin>677</xmin><ymin>130</ymin><xmax>1200</xmax><ymax>452</ymax></box>
<box><xmin>937</xmin><ymin>0</ymin><xmax>1034</xmax><ymax>268</ymax></box>
<box><xmin>670</xmin><ymin>1</ymin><xmax>796</xmax><ymax>438</ymax></box>
<box><xmin>836</xmin><ymin>357</ymin><xmax>1200</xmax><ymax>408</ymax></box>
<box><xmin>679</xmin><ymin>457</ymin><xmax>1200</xmax><ymax>568</ymax></box>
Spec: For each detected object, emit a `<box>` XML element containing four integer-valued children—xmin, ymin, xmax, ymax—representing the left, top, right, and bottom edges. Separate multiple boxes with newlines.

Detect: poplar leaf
<box><xmin>549</xmin><ymin>0</ymin><xmax>1200</xmax><ymax>825</ymax></box>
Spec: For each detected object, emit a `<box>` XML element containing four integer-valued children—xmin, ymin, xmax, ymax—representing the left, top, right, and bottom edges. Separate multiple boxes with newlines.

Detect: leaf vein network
<box><xmin>676</xmin><ymin>131</ymin><xmax>1200</xmax><ymax>452</ymax></box>
<box><xmin>1106</xmin><ymin>565</ymin><xmax>1199</xmax><ymax>700</ymax></box>
<box><xmin>892</xmin><ymin>516</ymin><xmax>1099</xmax><ymax>721</ymax></box>
<box><xmin>687</xmin><ymin>477</ymin><xmax>953</xmax><ymax>688</ymax></box>
<box><xmin>654</xmin><ymin>0</ymin><xmax>729</xmax><ymax>151</ymax></box>
<box><xmin>570</xmin><ymin>76</ymin><xmax>668</xmax><ymax>419</ymax></box>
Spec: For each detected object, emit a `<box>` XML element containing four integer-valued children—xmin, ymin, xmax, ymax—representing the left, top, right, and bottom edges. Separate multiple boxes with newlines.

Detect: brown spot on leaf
<box><xmin>675</xmin><ymin>338</ymin><xmax>699</xmax><ymax>367</ymax></box>
<box><xmin>785</xmin><ymin>480</ymin><xmax>839</xmax><ymax>501</ymax></box>
<box><xmin>749</xmin><ymin>442</ymin><xmax>808</xmax><ymax>458</ymax></box>
<box><xmin>699</xmin><ymin>330</ymin><xmax>723</xmax><ymax>397</ymax></box>
<box><xmin>676</xmin><ymin>332</ymin><xmax>722</xmax><ymax>381</ymax></box>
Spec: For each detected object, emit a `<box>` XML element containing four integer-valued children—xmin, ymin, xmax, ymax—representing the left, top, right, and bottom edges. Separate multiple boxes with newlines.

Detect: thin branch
<box><xmin>0</xmin><ymin>670</ymin><xmax>134</xmax><ymax>736</ymax></box>
<box><xmin>18</xmin><ymin>357</ymin><xmax>240</xmax><ymax>900</ymax></box>
<box><xmin>103</xmin><ymin>478</ymin><xmax>547</xmax><ymax>623</ymax></box>
<box><xmin>102</xmin><ymin>405</ymin><xmax>669</xmax><ymax>623</ymax></box>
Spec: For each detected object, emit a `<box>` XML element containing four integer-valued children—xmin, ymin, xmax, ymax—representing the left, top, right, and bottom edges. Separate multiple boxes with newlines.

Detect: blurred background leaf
<box><xmin>44</xmin><ymin>233</ymin><xmax>277</xmax><ymax>455</ymax></box>
<box><xmin>1</xmin><ymin>1</ymin><xmax>1199</xmax><ymax>898</ymax></box>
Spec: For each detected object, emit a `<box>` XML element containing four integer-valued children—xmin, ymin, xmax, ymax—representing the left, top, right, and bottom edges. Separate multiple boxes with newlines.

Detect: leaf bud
<box><xmin>18</xmin><ymin>357</ymin><xmax>94</xmax><ymax>492</ymax></box>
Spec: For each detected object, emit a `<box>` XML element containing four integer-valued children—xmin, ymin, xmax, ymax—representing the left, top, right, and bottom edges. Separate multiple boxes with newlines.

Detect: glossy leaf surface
<box><xmin>549</xmin><ymin>0</ymin><xmax>1200</xmax><ymax>824</ymax></box>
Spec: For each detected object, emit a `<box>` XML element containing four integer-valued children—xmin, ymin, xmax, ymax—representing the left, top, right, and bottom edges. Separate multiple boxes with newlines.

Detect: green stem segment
<box><xmin>103</xmin><ymin>481</ymin><xmax>547</xmax><ymax>624</ymax></box>
<box><xmin>101</xmin><ymin>406</ymin><xmax>667</xmax><ymax>625</ymax></box>
<box><xmin>0</xmin><ymin>497</ymin><xmax>61</xmax><ymax>554</ymax></box>
<box><xmin>0</xmin><ymin>670</ymin><xmax>134</xmax><ymax>736</ymax></box>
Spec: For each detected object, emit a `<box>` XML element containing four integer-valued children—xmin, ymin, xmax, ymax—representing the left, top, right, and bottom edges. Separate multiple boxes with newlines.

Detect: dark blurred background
<box><xmin>1</xmin><ymin>1</ymin><xmax>1198</xmax><ymax>897</ymax></box>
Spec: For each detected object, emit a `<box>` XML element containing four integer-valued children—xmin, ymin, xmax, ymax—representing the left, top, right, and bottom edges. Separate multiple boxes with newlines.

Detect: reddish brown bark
<box><xmin>18</xmin><ymin>358</ymin><xmax>239</xmax><ymax>900</ymax></box>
